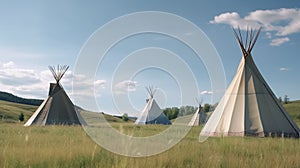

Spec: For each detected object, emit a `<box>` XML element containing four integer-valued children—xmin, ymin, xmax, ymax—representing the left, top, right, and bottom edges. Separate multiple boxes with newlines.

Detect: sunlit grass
<box><xmin>0</xmin><ymin>123</ymin><xmax>300</xmax><ymax>168</ymax></box>
<box><xmin>0</xmin><ymin>100</ymin><xmax>300</xmax><ymax>167</ymax></box>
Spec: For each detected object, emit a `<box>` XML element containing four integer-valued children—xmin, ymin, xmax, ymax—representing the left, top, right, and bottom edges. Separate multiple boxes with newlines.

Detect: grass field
<box><xmin>0</xmin><ymin>100</ymin><xmax>300</xmax><ymax>167</ymax></box>
<box><xmin>1</xmin><ymin>124</ymin><xmax>300</xmax><ymax>168</ymax></box>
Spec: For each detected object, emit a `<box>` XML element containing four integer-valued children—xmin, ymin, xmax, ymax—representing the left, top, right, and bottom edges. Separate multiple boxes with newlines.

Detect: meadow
<box><xmin>0</xmin><ymin>100</ymin><xmax>300</xmax><ymax>167</ymax></box>
<box><xmin>1</xmin><ymin>123</ymin><xmax>300</xmax><ymax>167</ymax></box>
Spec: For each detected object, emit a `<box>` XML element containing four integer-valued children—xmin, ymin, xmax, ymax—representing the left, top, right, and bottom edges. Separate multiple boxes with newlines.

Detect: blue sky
<box><xmin>0</xmin><ymin>1</ymin><xmax>300</xmax><ymax>116</ymax></box>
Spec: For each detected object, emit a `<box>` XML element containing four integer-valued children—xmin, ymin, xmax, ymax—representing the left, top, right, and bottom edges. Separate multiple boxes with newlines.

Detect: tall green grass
<box><xmin>0</xmin><ymin>100</ymin><xmax>300</xmax><ymax>167</ymax></box>
<box><xmin>1</xmin><ymin>124</ymin><xmax>299</xmax><ymax>168</ymax></box>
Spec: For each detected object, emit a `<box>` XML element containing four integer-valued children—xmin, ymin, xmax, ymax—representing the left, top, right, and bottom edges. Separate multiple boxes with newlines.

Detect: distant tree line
<box><xmin>164</xmin><ymin>94</ymin><xmax>294</xmax><ymax>120</ymax></box>
<box><xmin>278</xmin><ymin>95</ymin><xmax>290</xmax><ymax>104</ymax></box>
<box><xmin>163</xmin><ymin>103</ymin><xmax>218</xmax><ymax>120</ymax></box>
<box><xmin>163</xmin><ymin>107</ymin><xmax>180</xmax><ymax>120</ymax></box>
<box><xmin>0</xmin><ymin>91</ymin><xmax>43</xmax><ymax>106</ymax></box>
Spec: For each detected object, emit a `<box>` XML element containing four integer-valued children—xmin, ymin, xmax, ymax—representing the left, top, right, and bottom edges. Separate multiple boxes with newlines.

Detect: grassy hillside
<box><xmin>0</xmin><ymin>100</ymin><xmax>38</xmax><ymax>123</ymax></box>
<box><xmin>283</xmin><ymin>100</ymin><xmax>300</xmax><ymax>126</ymax></box>
<box><xmin>0</xmin><ymin>99</ymin><xmax>299</xmax><ymax>125</ymax></box>
<box><xmin>0</xmin><ymin>100</ymin><xmax>131</xmax><ymax>124</ymax></box>
<box><xmin>79</xmin><ymin>109</ymin><xmax>134</xmax><ymax>124</ymax></box>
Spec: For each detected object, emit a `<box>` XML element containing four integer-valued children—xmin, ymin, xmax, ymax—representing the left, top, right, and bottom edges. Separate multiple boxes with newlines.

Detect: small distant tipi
<box><xmin>188</xmin><ymin>99</ymin><xmax>207</xmax><ymax>126</ymax></box>
<box><xmin>24</xmin><ymin>65</ymin><xmax>82</xmax><ymax>126</ymax></box>
<box><xmin>200</xmin><ymin>28</ymin><xmax>300</xmax><ymax>137</ymax></box>
<box><xmin>135</xmin><ymin>86</ymin><xmax>171</xmax><ymax>125</ymax></box>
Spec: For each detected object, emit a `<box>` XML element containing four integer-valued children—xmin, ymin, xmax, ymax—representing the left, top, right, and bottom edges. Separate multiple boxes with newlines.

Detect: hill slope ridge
<box><xmin>0</xmin><ymin>91</ymin><xmax>42</xmax><ymax>106</ymax></box>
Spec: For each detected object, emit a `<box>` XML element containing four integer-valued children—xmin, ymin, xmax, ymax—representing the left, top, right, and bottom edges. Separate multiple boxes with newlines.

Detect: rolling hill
<box><xmin>0</xmin><ymin>100</ymin><xmax>133</xmax><ymax>124</ymax></box>
<box><xmin>0</xmin><ymin>91</ymin><xmax>42</xmax><ymax>106</ymax></box>
<box><xmin>0</xmin><ymin>100</ymin><xmax>38</xmax><ymax>123</ymax></box>
<box><xmin>0</xmin><ymin>91</ymin><xmax>131</xmax><ymax>124</ymax></box>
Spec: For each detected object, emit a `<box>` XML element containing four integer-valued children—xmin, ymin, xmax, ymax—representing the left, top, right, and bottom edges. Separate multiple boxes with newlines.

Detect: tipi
<box><xmin>188</xmin><ymin>99</ymin><xmax>207</xmax><ymax>126</ymax></box>
<box><xmin>135</xmin><ymin>86</ymin><xmax>171</xmax><ymax>125</ymax></box>
<box><xmin>200</xmin><ymin>28</ymin><xmax>299</xmax><ymax>137</ymax></box>
<box><xmin>24</xmin><ymin>65</ymin><xmax>82</xmax><ymax>126</ymax></box>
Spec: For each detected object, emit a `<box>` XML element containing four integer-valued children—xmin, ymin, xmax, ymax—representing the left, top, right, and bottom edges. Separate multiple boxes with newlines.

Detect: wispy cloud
<box><xmin>200</xmin><ymin>90</ymin><xmax>213</xmax><ymax>95</ymax></box>
<box><xmin>265</xmin><ymin>32</ymin><xmax>272</xmax><ymax>39</ymax></box>
<box><xmin>279</xmin><ymin>67</ymin><xmax>289</xmax><ymax>71</ymax></box>
<box><xmin>210</xmin><ymin>8</ymin><xmax>300</xmax><ymax>46</ymax></box>
<box><xmin>2</xmin><ymin>61</ymin><xmax>15</xmax><ymax>68</ymax></box>
<box><xmin>113</xmin><ymin>80</ymin><xmax>138</xmax><ymax>95</ymax></box>
<box><xmin>71</xmin><ymin>74</ymin><xmax>107</xmax><ymax>98</ymax></box>
<box><xmin>270</xmin><ymin>37</ymin><xmax>290</xmax><ymax>46</ymax></box>
<box><xmin>0</xmin><ymin>64</ymin><xmax>42</xmax><ymax>87</ymax></box>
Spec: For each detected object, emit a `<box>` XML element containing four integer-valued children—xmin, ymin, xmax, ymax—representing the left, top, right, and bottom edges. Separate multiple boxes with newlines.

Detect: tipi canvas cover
<box><xmin>188</xmin><ymin>103</ymin><xmax>207</xmax><ymax>126</ymax></box>
<box><xmin>24</xmin><ymin>65</ymin><xmax>82</xmax><ymax>126</ymax></box>
<box><xmin>135</xmin><ymin>87</ymin><xmax>171</xmax><ymax>125</ymax></box>
<box><xmin>200</xmin><ymin>28</ymin><xmax>299</xmax><ymax>137</ymax></box>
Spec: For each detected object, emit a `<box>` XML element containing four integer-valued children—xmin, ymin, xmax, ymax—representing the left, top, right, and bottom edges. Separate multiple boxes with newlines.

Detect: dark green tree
<box><xmin>18</xmin><ymin>112</ymin><xmax>24</xmax><ymax>122</ymax></box>
<box><xmin>122</xmin><ymin>113</ymin><xmax>129</xmax><ymax>122</ymax></box>
<box><xmin>163</xmin><ymin>107</ymin><xmax>180</xmax><ymax>120</ymax></box>
<box><xmin>203</xmin><ymin>104</ymin><xmax>211</xmax><ymax>113</ymax></box>
<box><xmin>284</xmin><ymin>95</ymin><xmax>289</xmax><ymax>104</ymax></box>
<box><xmin>171</xmin><ymin>107</ymin><xmax>179</xmax><ymax>119</ymax></box>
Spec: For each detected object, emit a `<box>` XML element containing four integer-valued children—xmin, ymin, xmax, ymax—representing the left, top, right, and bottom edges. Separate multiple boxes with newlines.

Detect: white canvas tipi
<box><xmin>188</xmin><ymin>99</ymin><xmax>207</xmax><ymax>126</ymax></box>
<box><xmin>24</xmin><ymin>65</ymin><xmax>82</xmax><ymax>126</ymax></box>
<box><xmin>200</xmin><ymin>28</ymin><xmax>299</xmax><ymax>137</ymax></box>
<box><xmin>135</xmin><ymin>86</ymin><xmax>171</xmax><ymax>125</ymax></box>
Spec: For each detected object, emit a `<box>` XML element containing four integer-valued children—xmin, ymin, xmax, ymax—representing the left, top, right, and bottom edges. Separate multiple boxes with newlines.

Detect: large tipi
<box><xmin>24</xmin><ymin>65</ymin><xmax>82</xmax><ymax>126</ymax></box>
<box><xmin>135</xmin><ymin>86</ymin><xmax>171</xmax><ymax>125</ymax></box>
<box><xmin>188</xmin><ymin>99</ymin><xmax>207</xmax><ymax>126</ymax></box>
<box><xmin>200</xmin><ymin>28</ymin><xmax>299</xmax><ymax>137</ymax></box>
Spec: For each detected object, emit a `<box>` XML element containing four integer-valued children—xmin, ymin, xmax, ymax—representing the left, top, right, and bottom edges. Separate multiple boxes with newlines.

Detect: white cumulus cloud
<box><xmin>0</xmin><ymin>61</ymin><xmax>107</xmax><ymax>100</ymax></box>
<box><xmin>210</xmin><ymin>8</ymin><xmax>300</xmax><ymax>46</ymax></box>
<box><xmin>210</xmin><ymin>12</ymin><xmax>260</xmax><ymax>30</ymax></box>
